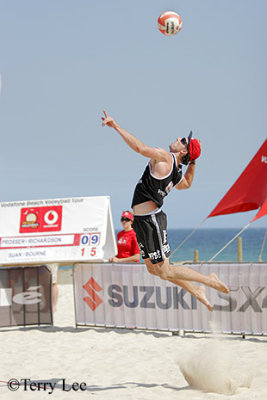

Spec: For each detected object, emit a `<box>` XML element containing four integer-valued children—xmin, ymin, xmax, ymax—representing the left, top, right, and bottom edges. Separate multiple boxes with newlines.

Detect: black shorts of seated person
<box><xmin>132</xmin><ymin>210</ymin><xmax>171</xmax><ymax>264</ymax></box>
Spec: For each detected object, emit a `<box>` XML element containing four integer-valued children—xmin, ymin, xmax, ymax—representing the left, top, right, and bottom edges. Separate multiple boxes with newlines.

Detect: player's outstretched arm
<box><xmin>176</xmin><ymin>162</ymin><xmax>195</xmax><ymax>190</ymax></box>
<box><xmin>101</xmin><ymin>110</ymin><xmax>169</xmax><ymax>161</ymax></box>
<box><xmin>175</xmin><ymin>138</ymin><xmax>201</xmax><ymax>190</ymax></box>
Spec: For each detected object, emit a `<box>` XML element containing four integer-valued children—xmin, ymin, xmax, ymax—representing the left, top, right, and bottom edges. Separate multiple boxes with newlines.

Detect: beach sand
<box><xmin>1</xmin><ymin>282</ymin><xmax>267</xmax><ymax>399</ymax></box>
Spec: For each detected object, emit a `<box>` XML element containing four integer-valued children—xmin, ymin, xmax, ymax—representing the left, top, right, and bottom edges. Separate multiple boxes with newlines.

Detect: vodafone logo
<box><xmin>44</xmin><ymin>210</ymin><xmax>59</xmax><ymax>225</ymax></box>
<box><xmin>83</xmin><ymin>278</ymin><xmax>103</xmax><ymax>311</ymax></box>
<box><xmin>261</xmin><ymin>155</ymin><xmax>267</xmax><ymax>164</ymax></box>
<box><xmin>165</xmin><ymin>181</ymin><xmax>173</xmax><ymax>194</ymax></box>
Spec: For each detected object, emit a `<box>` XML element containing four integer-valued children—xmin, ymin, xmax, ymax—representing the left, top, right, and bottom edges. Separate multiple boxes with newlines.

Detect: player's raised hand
<box><xmin>101</xmin><ymin>110</ymin><xmax>117</xmax><ymax>128</ymax></box>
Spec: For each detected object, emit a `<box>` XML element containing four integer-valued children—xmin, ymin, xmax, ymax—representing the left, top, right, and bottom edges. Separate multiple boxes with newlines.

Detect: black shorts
<box><xmin>133</xmin><ymin>210</ymin><xmax>171</xmax><ymax>264</ymax></box>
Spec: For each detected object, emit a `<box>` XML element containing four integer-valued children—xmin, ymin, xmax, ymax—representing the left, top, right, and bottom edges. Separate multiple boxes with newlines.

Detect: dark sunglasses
<box><xmin>181</xmin><ymin>137</ymin><xmax>190</xmax><ymax>165</ymax></box>
<box><xmin>121</xmin><ymin>217</ymin><xmax>131</xmax><ymax>222</ymax></box>
<box><xmin>181</xmin><ymin>137</ymin><xmax>188</xmax><ymax>146</ymax></box>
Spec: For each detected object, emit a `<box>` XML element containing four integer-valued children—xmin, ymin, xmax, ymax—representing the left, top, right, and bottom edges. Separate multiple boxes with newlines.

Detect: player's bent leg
<box><xmin>144</xmin><ymin>257</ymin><xmax>229</xmax><ymax>295</ymax></box>
<box><xmin>170</xmin><ymin>279</ymin><xmax>213</xmax><ymax>311</ymax></box>
<box><xmin>144</xmin><ymin>258</ymin><xmax>180</xmax><ymax>281</ymax></box>
<box><xmin>144</xmin><ymin>259</ymin><xmax>213</xmax><ymax>311</ymax></box>
<box><xmin>169</xmin><ymin>264</ymin><xmax>229</xmax><ymax>294</ymax></box>
<box><xmin>148</xmin><ymin>258</ymin><xmax>229</xmax><ymax>294</ymax></box>
<box><xmin>145</xmin><ymin>258</ymin><xmax>188</xmax><ymax>281</ymax></box>
<box><xmin>144</xmin><ymin>258</ymin><xmax>171</xmax><ymax>280</ymax></box>
<box><xmin>144</xmin><ymin>258</ymin><xmax>163</xmax><ymax>277</ymax></box>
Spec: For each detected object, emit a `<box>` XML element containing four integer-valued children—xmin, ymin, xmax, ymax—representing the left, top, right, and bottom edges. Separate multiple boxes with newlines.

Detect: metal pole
<box><xmin>238</xmin><ymin>237</ymin><xmax>243</xmax><ymax>262</ymax></box>
<box><xmin>259</xmin><ymin>230</ymin><xmax>267</xmax><ymax>262</ymax></box>
<box><xmin>72</xmin><ymin>264</ymin><xmax>78</xmax><ymax>328</ymax></box>
<box><xmin>209</xmin><ymin>223</ymin><xmax>250</xmax><ymax>262</ymax></box>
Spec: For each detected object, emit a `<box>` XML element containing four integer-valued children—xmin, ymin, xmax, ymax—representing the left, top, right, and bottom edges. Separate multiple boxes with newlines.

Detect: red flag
<box><xmin>208</xmin><ymin>139</ymin><xmax>267</xmax><ymax>222</ymax></box>
<box><xmin>251</xmin><ymin>198</ymin><xmax>267</xmax><ymax>222</ymax></box>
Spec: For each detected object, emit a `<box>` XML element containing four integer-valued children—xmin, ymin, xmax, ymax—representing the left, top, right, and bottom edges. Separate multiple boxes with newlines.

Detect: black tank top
<box><xmin>131</xmin><ymin>153</ymin><xmax>183</xmax><ymax>208</ymax></box>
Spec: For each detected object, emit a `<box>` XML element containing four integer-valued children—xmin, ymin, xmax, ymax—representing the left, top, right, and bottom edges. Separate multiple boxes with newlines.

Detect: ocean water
<box><xmin>168</xmin><ymin>228</ymin><xmax>267</xmax><ymax>263</ymax></box>
<box><xmin>114</xmin><ymin>227</ymin><xmax>267</xmax><ymax>263</ymax></box>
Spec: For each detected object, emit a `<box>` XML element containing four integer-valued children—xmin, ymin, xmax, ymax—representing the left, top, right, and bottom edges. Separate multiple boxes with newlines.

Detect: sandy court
<box><xmin>0</xmin><ymin>283</ymin><xmax>267</xmax><ymax>400</ymax></box>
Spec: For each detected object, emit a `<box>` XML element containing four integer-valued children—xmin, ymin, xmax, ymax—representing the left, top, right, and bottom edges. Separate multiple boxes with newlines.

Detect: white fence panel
<box><xmin>74</xmin><ymin>263</ymin><xmax>267</xmax><ymax>335</ymax></box>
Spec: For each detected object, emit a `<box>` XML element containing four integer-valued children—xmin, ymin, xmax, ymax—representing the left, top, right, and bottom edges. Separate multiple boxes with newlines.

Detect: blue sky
<box><xmin>0</xmin><ymin>0</ymin><xmax>266</xmax><ymax>229</ymax></box>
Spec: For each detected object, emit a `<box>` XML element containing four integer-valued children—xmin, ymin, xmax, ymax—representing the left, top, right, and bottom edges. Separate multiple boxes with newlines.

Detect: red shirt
<box><xmin>116</xmin><ymin>229</ymin><xmax>140</xmax><ymax>261</ymax></box>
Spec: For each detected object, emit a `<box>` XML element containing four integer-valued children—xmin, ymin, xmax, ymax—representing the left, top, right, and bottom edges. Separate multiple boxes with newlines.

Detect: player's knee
<box><xmin>151</xmin><ymin>269</ymin><xmax>167</xmax><ymax>280</ymax></box>
<box><xmin>146</xmin><ymin>264</ymin><xmax>156</xmax><ymax>275</ymax></box>
<box><xmin>154</xmin><ymin>263</ymin><xmax>170</xmax><ymax>280</ymax></box>
<box><xmin>160</xmin><ymin>264</ymin><xmax>174</xmax><ymax>281</ymax></box>
<box><xmin>158</xmin><ymin>271</ymin><xmax>168</xmax><ymax>280</ymax></box>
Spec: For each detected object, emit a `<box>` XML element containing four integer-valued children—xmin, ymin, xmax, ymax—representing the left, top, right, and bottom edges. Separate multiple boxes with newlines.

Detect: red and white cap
<box><xmin>188</xmin><ymin>131</ymin><xmax>201</xmax><ymax>161</ymax></box>
<box><xmin>121</xmin><ymin>211</ymin><xmax>134</xmax><ymax>221</ymax></box>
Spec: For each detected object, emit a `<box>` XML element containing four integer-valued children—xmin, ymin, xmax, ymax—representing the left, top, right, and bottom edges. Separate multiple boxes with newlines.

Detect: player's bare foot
<box><xmin>209</xmin><ymin>273</ymin><xmax>229</xmax><ymax>294</ymax></box>
<box><xmin>195</xmin><ymin>286</ymin><xmax>213</xmax><ymax>311</ymax></box>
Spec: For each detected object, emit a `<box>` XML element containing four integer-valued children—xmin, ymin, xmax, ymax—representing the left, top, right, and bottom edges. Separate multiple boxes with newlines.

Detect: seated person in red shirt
<box><xmin>109</xmin><ymin>211</ymin><xmax>140</xmax><ymax>263</ymax></box>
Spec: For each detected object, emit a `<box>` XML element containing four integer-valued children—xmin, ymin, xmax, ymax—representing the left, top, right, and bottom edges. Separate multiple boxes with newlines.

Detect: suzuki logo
<box><xmin>83</xmin><ymin>278</ymin><xmax>103</xmax><ymax>311</ymax></box>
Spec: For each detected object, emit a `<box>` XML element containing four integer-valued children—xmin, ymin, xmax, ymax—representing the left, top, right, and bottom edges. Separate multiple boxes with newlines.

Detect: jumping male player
<box><xmin>102</xmin><ymin>110</ymin><xmax>229</xmax><ymax>311</ymax></box>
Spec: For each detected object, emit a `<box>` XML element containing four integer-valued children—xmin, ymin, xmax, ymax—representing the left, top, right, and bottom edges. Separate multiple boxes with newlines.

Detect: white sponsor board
<box><xmin>74</xmin><ymin>263</ymin><xmax>267</xmax><ymax>335</ymax></box>
<box><xmin>0</xmin><ymin>196</ymin><xmax>117</xmax><ymax>265</ymax></box>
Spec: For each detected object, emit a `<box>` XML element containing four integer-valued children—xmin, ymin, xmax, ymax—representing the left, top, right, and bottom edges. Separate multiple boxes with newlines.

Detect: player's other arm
<box><xmin>175</xmin><ymin>162</ymin><xmax>196</xmax><ymax>190</ymax></box>
<box><xmin>101</xmin><ymin>110</ymin><xmax>169</xmax><ymax>162</ymax></box>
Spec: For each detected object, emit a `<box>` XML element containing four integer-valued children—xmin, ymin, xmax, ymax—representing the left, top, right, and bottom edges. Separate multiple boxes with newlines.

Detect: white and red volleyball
<box><xmin>158</xmin><ymin>11</ymin><xmax>182</xmax><ymax>36</ymax></box>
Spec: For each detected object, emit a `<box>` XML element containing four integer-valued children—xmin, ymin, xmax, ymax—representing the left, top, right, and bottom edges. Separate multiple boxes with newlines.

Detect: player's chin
<box><xmin>169</xmin><ymin>145</ymin><xmax>177</xmax><ymax>153</ymax></box>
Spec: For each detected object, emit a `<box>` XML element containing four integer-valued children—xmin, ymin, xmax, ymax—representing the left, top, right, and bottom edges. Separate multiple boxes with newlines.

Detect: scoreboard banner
<box><xmin>0</xmin><ymin>196</ymin><xmax>117</xmax><ymax>265</ymax></box>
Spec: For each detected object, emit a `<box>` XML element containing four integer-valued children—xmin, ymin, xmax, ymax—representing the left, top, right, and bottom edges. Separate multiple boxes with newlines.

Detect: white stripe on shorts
<box><xmin>151</xmin><ymin>214</ymin><xmax>166</xmax><ymax>261</ymax></box>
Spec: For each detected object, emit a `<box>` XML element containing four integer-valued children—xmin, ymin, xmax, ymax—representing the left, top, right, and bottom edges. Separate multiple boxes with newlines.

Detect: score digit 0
<box><xmin>81</xmin><ymin>235</ymin><xmax>90</xmax><ymax>246</ymax></box>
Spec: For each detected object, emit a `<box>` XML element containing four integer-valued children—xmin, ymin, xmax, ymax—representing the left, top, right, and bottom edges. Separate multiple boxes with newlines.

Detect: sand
<box><xmin>1</xmin><ymin>283</ymin><xmax>267</xmax><ymax>400</ymax></box>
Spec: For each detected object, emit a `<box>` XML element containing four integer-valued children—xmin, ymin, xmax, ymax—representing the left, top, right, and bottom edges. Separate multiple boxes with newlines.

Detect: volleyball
<box><xmin>158</xmin><ymin>11</ymin><xmax>182</xmax><ymax>36</ymax></box>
